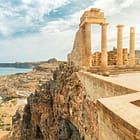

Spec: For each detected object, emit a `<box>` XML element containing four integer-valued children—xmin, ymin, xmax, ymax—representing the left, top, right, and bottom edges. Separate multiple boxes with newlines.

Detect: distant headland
<box><xmin>0</xmin><ymin>58</ymin><xmax>58</xmax><ymax>68</ymax></box>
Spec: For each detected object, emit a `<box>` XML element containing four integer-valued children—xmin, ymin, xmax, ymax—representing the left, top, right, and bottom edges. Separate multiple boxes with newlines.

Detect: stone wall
<box><xmin>78</xmin><ymin>71</ymin><xmax>136</xmax><ymax>101</ymax></box>
<box><xmin>123</xmin><ymin>48</ymin><xmax>128</xmax><ymax>65</ymax></box>
<box><xmin>97</xmin><ymin>93</ymin><xmax>140</xmax><ymax>140</ymax></box>
<box><xmin>108</xmin><ymin>49</ymin><xmax>117</xmax><ymax>65</ymax></box>
<box><xmin>68</xmin><ymin>29</ymin><xmax>83</xmax><ymax>66</ymax></box>
<box><xmin>78</xmin><ymin>71</ymin><xmax>140</xmax><ymax>140</ymax></box>
<box><xmin>97</xmin><ymin>102</ymin><xmax>134</xmax><ymax>140</ymax></box>
<box><xmin>92</xmin><ymin>48</ymin><xmax>128</xmax><ymax>66</ymax></box>
<box><xmin>92</xmin><ymin>52</ymin><xmax>101</xmax><ymax>66</ymax></box>
<box><xmin>135</xmin><ymin>50</ymin><xmax>140</xmax><ymax>65</ymax></box>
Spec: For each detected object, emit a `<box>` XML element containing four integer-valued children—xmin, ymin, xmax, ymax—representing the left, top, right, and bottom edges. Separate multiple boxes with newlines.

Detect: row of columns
<box><xmin>101</xmin><ymin>24</ymin><xmax>135</xmax><ymax>68</ymax></box>
<box><xmin>82</xmin><ymin>23</ymin><xmax>135</xmax><ymax>68</ymax></box>
<box><xmin>116</xmin><ymin>25</ymin><xmax>135</xmax><ymax>66</ymax></box>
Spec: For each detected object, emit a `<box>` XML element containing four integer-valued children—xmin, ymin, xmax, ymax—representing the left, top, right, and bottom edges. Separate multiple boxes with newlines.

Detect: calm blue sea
<box><xmin>0</xmin><ymin>67</ymin><xmax>32</xmax><ymax>75</ymax></box>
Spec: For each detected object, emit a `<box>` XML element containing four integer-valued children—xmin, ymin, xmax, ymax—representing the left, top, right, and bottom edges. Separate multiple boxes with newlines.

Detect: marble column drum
<box><xmin>129</xmin><ymin>27</ymin><xmax>135</xmax><ymax>66</ymax></box>
<box><xmin>101</xmin><ymin>23</ymin><xmax>108</xmax><ymax>68</ymax></box>
<box><xmin>117</xmin><ymin>25</ymin><xmax>124</xmax><ymax>65</ymax></box>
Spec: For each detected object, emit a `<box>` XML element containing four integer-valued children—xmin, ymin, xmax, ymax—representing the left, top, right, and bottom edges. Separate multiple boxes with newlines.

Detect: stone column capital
<box><xmin>130</xmin><ymin>27</ymin><xmax>135</xmax><ymax>32</ymax></box>
<box><xmin>130</xmin><ymin>26</ymin><xmax>135</xmax><ymax>29</ymax></box>
<box><xmin>101</xmin><ymin>23</ymin><xmax>109</xmax><ymax>26</ymax></box>
<box><xmin>116</xmin><ymin>24</ymin><xmax>124</xmax><ymax>28</ymax></box>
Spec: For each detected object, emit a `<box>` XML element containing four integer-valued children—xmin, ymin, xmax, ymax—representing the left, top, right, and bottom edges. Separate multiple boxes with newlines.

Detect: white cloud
<box><xmin>0</xmin><ymin>8</ymin><xmax>13</xmax><ymax>35</ymax></box>
<box><xmin>22</xmin><ymin>0</ymin><xmax>70</xmax><ymax>21</ymax></box>
<box><xmin>93</xmin><ymin>0</ymin><xmax>135</xmax><ymax>16</ymax></box>
<box><xmin>0</xmin><ymin>29</ymin><xmax>74</xmax><ymax>62</ymax></box>
<box><xmin>0</xmin><ymin>0</ymin><xmax>70</xmax><ymax>36</ymax></box>
<box><xmin>22</xmin><ymin>0</ymin><xmax>32</xmax><ymax>4</ymax></box>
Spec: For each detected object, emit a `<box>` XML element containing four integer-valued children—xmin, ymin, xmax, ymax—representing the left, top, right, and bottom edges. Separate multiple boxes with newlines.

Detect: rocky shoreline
<box><xmin>0</xmin><ymin>61</ymin><xmax>60</xmax><ymax>140</ymax></box>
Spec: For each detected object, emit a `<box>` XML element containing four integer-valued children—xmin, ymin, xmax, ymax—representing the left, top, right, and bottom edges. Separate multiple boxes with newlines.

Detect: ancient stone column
<box><xmin>84</xmin><ymin>23</ymin><xmax>92</xmax><ymax>67</ymax></box>
<box><xmin>101</xmin><ymin>23</ymin><xmax>108</xmax><ymax>68</ymax></box>
<box><xmin>129</xmin><ymin>27</ymin><xmax>135</xmax><ymax>66</ymax></box>
<box><xmin>116</xmin><ymin>25</ymin><xmax>124</xmax><ymax>65</ymax></box>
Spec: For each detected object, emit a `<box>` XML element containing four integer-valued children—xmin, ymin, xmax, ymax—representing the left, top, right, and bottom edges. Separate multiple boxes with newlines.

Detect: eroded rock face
<box><xmin>20</xmin><ymin>104</ymin><xmax>32</xmax><ymax>140</ymax></box>
<box><xmin>57</xmin><ymin>117</ymin><xmax>80</xmax><ymax>140</ymax></box>
<box><xmin>9</xmin><ymin>63</ymin><xmax>98</xmax><ymax>140</ymax></box>
<box><xmin>10</xmin><ymin>111</ymin><xmax>22</xmax><ymax>140</ymax></box>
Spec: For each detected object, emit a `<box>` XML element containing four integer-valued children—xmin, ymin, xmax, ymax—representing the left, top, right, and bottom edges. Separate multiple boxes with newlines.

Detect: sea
<box><xmin>0</xmin><ymin>67</ymin><xmax>32</xmax><ymax>76</ymax></box>
<box><xmin>0</xmin><ymin>67</ymin><xmax>32</xmax><ymax>103</ymax></box>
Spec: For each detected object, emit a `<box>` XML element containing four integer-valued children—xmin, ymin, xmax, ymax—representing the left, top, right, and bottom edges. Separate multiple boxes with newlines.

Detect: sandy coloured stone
<box><xmin>101</xmin><ymin>23</ymin><xmax>108</xmax><ymax>68</ymax></box>
<box><xmin>116</xmin><ymin>25</ymin><xmax>124</xmax><ymax>65</ymax></box>
<box><xmin>68</xmin><ymin>8</ymin><xmax>107</xmax><ymax>68</ymax></box>
<box><xmin>129</xmin><ymin>27</ymin><xmax>135</xmax><ymax>66</ymax></box>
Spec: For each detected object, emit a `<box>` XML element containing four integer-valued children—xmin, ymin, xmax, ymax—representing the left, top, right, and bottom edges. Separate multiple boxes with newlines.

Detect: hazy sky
<box><xmin>0</xmin><ymin>0</ymin><xmax>140</xmax><ymax>62</ymax></box>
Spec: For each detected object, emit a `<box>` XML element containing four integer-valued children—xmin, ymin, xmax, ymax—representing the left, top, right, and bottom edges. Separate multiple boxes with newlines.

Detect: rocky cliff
<box><xmin>9</xmin><ymin>64</ymin><xmax>98</xmax><ymax>140</ymax></box>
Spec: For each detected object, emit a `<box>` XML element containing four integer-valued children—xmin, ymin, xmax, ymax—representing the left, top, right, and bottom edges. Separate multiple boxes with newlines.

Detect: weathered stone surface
<box><xmin>68</xmin><ymin>8</ymin><xmax>135</xmax><ymax>68</ymax></box>
<box><xmin>129</xmin><ymin>27</ymin><xmax>135</xmax><ymax>66</ymax></box>
<box><xmin>57</xmin><ymin>117</ymin><xmax>81</xmax><ymax>140</ymax></box>
<box><xmin>9</xmin><ymin>63</ymin><xmax>140</xmax><ymax>140</ymax></box>
<box><xmin>20</xmin><ymin>104</ymin><xmax>32</xmax><ymax>140</ymax></box>
<box><xmin>92</xmin><ymin>48</ymin><xmax>128</xmax><ymax>66</ymax></box>
<box><xmin>97</xmin><ymin>93</ymin><xmax>140</xmax><ymax>140</ymax></box>
<box><xmin>10</xmin><ymin>63</ymin><xmax>98</xmax><ymax>140</ymax></box>
<box><xmin>68</xmin><ymin>8</ymin><xmax>108</xmax><ymax>68</ymax></box>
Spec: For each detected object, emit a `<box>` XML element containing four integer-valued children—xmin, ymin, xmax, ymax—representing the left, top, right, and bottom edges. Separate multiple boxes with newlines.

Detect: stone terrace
<box><xmin>78</xmin><ymin>71</ymin><xmax>140</xmax><ymax>140</ymax></box>
<box><xmin>97</xmin><ymin>92</ymin><xmax>140</xmax><ymax>140</ymax></box>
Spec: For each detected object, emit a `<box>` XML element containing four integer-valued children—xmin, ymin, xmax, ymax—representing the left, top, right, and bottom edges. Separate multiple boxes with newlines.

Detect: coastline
<box><xmin>0</xmin><ymin>67</ymin><xmax>32</xmax><ymax>76</ymax></box>
<box><xmin>0</xmin><ymin>61</ymin><xmax>60</xmax><ymax>139</ymax></box>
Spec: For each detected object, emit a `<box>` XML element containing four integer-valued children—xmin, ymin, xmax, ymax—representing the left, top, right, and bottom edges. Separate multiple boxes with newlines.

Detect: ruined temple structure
<box><xmin>92</xmin><ymin>48</ymin><xmax>128</xmax><ymax>66</ymax></box>
<box><xmin>68</xmin><ymin>8</ymin><xmax>135</xmax><ymax>69</ymax></box>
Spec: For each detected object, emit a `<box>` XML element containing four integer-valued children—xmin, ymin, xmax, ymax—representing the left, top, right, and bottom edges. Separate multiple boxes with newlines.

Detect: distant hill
<box><xmin>0</xmin><ymin>58</ymin><xmax>59</xmax><ymax>68</ymax></box>
<box><xmin>0</xmin><ymin>62</ymin><xmax>35</xmax><ymax>68</ymax></box>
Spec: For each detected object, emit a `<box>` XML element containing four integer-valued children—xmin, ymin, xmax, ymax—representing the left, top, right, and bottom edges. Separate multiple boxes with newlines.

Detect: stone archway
<box><xmin>68</xmin><ymin>8</ymin><xmax>108</xmax><ymax>68</ymax></box>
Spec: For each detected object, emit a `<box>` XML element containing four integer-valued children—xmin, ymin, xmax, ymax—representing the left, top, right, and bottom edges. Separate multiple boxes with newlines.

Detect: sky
<box><xmin>0</xmin><ymin>0</ymin><xmax>140</xmax><ymax>62</ymax></box>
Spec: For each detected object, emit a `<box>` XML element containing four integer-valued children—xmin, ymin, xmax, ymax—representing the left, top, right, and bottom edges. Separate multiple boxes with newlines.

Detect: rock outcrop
<box><xmin>9</xmin><ymin>64</ymin><xmax>98</xmax><ymax>140</ymax></box>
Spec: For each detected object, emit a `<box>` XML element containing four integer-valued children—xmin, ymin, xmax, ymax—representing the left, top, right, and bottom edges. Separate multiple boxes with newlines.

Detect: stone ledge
<box><xmin>97</xmin><ymin>92</ymin><xmax>140</xmax><ymax>137</ymax></box>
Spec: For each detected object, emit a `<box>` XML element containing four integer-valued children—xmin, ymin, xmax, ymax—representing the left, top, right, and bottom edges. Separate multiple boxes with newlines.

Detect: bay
<box><xmin>0</xmin><ymin>67</ymin><xmax>32</xmax><ymax>75</ymax></box>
